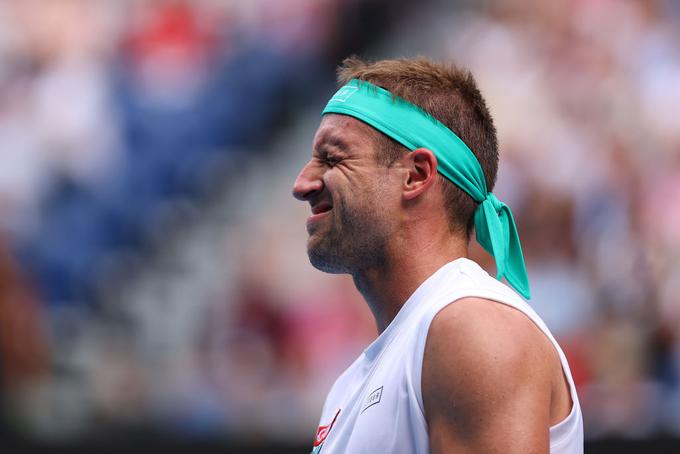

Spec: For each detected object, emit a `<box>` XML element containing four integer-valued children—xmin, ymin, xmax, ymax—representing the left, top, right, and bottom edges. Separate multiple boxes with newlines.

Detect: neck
<box><xmin>352</xmin><ymin>227</ymin><xmax>469</xmax><ymax>334</ymax></box>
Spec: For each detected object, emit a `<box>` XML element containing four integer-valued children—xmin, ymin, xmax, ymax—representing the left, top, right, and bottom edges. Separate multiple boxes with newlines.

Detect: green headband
<box><xmin>322</xmin><ymin>79</ymin><xmax>530</xmax><ymax>299</ymax></box>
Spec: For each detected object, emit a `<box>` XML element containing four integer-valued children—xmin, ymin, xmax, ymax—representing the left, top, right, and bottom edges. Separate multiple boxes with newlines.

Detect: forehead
<box><xmin>312</xmin><ymin>114</ymin><xmax>378</xmax><ymax>154</ymax></box>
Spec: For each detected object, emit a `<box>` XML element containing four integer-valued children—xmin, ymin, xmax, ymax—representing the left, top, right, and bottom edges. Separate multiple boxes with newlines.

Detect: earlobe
<box><xmin>403</xmin><ymin>148</ymin><xmax>438</xmax><ymax>201</ymax></box>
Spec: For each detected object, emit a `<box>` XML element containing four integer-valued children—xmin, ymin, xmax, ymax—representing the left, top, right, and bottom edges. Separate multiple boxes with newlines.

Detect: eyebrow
<box><xmin>324</xmin><ymin>136</ymin><xmax>348</xmax><ymax>151</ymax></box>
<box><xmin>314</xmin><ymin>135</ymin><xmax>350</xmax><ymax>156</ymax></box>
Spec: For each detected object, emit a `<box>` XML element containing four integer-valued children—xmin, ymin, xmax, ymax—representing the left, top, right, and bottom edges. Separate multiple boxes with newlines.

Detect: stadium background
<box><xmin>1</xmin><ymin>0</ymin><xmax>679</xmax><ymax>452</ymax></box>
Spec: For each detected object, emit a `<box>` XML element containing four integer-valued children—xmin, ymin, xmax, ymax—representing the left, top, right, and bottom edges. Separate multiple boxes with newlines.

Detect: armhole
<box><xmin>414</xmin><ymin>287</ymin><xmax>582</xmax><ymax>444</ymax></box>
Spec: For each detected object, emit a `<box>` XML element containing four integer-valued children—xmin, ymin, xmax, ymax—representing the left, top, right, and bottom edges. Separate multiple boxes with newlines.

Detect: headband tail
<box><xmin>475</xmin><ymin>195</ymin><xmax>530</xmax><ymax>299</ymax></box>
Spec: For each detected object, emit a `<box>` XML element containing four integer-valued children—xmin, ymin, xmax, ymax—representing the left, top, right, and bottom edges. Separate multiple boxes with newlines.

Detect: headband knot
<box><xmin>474</xmin><ymin>194</ymin><xmax>529</xmax><ymax>299</ymax></box>
<box><xmin>323</xmin><ymin>79</ymin><xmax>531</xmax><ymax>299</ymax></box>
<box><xmin>485</xmin><ymin>192</ymin><xmax>504</xmax><ymax>212</ymax></box>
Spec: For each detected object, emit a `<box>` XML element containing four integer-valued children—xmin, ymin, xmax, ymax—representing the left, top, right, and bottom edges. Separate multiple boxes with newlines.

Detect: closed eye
<box><xmin>325</xmin><ymin>156</ymin><xmax>341</xmax><ymax>167</ymax></box>
<box><xmin>315</xmin><ymin>154</ymin><xmax>341</xmax><ymax>167</ymax></box>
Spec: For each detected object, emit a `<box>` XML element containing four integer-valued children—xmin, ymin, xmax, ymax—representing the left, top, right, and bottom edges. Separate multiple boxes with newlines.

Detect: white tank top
<box><xmin>311</xmin><ymin>258</ymin><xmax>583</xmax><ymax>453</ymax></box>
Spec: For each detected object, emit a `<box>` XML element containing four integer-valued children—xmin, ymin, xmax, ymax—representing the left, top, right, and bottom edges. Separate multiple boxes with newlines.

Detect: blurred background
<box><xmin>1</xmin><ymin>0</ymin><xmax>679</xmax><ymax>452</ymax></box>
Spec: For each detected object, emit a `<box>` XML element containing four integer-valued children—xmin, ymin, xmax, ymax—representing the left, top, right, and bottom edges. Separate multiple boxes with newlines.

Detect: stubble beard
<box><xmin>307</xmin><ymin>196</ymin><xmax>389</xmax><ymax>275</ymax></box>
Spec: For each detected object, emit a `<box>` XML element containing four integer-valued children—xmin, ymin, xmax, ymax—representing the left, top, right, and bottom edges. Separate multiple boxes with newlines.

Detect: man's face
<box><xmin>292</xmin><ymin>114</ymin><xmax>400</xmax><ymax>274</ymax></box>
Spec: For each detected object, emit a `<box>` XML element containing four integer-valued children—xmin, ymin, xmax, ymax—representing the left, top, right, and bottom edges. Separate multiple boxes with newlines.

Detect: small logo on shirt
<box><xmin>312</xmin><ymin>408</ymin><xmax>340</xmax><ymax>453</ymax></box>
<box><xmin>361</xmin><ymin>386</ymin><xmax>383</xmax><ymax>414</ymax></box>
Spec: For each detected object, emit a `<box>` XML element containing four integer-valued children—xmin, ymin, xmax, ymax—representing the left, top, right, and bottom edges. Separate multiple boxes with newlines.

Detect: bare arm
<box><xmin>422</xmin><ymin>297</ymin><xmax>560</xmax><ymax>454</ymax></box>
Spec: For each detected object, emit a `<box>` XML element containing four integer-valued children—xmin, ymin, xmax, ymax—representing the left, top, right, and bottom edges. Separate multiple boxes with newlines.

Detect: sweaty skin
<box><xmin>293</xmin><ymin>114</ymin><xmax>573</xmax><ymax>452</ymax></box>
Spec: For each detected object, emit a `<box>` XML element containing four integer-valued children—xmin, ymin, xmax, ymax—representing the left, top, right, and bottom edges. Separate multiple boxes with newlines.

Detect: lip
<box><xmin>306</xmin><ymin>204</ymin><xmax>332</xmax><ymax>228</ymax></box>
<box><xmin>311</xmin><ymin>201</ymin><xmax>332</xmax><ymax>215</ymax></box>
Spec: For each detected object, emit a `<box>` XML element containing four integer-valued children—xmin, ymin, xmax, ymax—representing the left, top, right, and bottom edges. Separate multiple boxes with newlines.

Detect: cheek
<box><xmin>369</xmin><ymin>172</ymin><xmax>399</xmax><ymax>204</ymax></box>
<box><xmin>325</xmin><ymin>166</ymin><xmax>397</xmax><ymax>209</ymax></box>
<box><xmin>323</xmin><ymin>169</ymin><xmax>352</xmax><ymax>200</ymax></box>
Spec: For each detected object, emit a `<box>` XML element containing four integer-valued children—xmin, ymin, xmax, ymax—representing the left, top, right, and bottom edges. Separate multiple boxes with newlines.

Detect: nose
<box><xmin>292</xmin><ymin>160</ymin><xmax>324</xmax><ymax>201</ymax></box>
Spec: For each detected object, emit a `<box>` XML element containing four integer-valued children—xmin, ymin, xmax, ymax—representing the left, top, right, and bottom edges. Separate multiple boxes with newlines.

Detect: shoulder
<box><xmin>425</xmin><ymin>296</ymin><xmax>555</xmax><ymax>370</ymax></box>
<box><xmin>423</xmin><ymin>297</ymin><xmax>555</xmax><ymax>399</ymax></box>
<box><xmin>422</xmin><ymin>297</ymin><xmax>556</xmax><ymax>451</ymax></box>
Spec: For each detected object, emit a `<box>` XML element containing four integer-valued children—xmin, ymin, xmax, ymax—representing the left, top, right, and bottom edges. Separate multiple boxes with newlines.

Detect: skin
<box><xmin>292</xmin><ymin>114</ymin><xmax>572</xmax><ymax>453</ymax></box>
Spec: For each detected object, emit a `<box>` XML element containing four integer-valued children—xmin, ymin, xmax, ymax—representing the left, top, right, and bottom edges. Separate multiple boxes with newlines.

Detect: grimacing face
<box><xmin>292</xmin><ymin>114</ymin><xmax>401</xmax><ymax>274</ymax></box>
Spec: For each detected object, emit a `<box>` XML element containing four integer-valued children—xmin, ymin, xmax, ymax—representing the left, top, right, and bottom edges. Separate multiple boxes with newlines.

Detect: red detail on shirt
<box><xmin>314</xmin><ymin>408</ymin><xmax>341</xmax><ymax>447</ymax></box>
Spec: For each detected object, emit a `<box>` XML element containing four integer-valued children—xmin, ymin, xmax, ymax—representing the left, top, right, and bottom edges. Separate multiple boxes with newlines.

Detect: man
<box><xmin>292</xmin><ymin>57</ymin><xmax>583</xmax><ymax>453</ymax></box>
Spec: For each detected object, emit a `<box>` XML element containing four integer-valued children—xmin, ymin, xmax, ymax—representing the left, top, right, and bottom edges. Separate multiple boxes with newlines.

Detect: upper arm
<box><xmin>422</xmin><ymin>297</ymin><xmax>555</xmax><ymax>454</ymax></box>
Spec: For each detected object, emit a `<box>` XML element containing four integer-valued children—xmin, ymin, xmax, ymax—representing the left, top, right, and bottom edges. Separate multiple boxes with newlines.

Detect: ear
<box><xmin>402</xmin><ymin>148</ymin><xmax>438</xmax><ymax>201</ymax></box>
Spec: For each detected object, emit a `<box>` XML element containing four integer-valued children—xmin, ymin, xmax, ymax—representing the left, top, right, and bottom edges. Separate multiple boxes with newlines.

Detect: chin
<box><xmin>307</xmin><ymin>242</ymin><xmax>350</xmax><ymax>275</ymax></box>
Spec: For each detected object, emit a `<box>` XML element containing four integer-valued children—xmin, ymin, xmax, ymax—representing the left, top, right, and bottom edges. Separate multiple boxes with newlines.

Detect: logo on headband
<box><xmin>330</xmin><ymin>85</ymin><xmax>358</xmax><ymax>102</ymax></box>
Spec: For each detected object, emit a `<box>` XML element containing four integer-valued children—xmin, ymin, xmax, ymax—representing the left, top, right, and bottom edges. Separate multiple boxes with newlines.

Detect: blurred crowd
<box><xmin>0</xmin><ymin>0</ymin><xmax>346</xmax><ymax>305</ymax></box>
<box><xmin>441</xmin><ymin>0</ymin><xmax>680</xmax><ymax>437</ymax></box>
<box><xmin>1</xmin><ymin>0</ymin><xmax>679</xmax><ymax>446</ymax></box>
<box><xmin>0</xmin><ymin>0</ymin><xmax>396</xmax><ymax>443</ymax></box>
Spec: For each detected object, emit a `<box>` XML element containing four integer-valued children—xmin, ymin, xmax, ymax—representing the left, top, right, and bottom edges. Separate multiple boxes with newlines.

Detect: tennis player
<box><xmin>292</xmin><ymin>57</ymin><xmax>583</xmax><ymax>453</ymax></box>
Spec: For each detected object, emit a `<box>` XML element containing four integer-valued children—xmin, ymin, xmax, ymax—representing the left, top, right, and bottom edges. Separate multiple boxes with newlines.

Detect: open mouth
<box><xmin>311</xmin><ymin>201</ymin><xmax>333</xmax><ymax>215</ymax></box>
<box><xmin>307</xmin><ymin>201</ymin><xmax>333</xmax><ymax>228</ymax></box>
